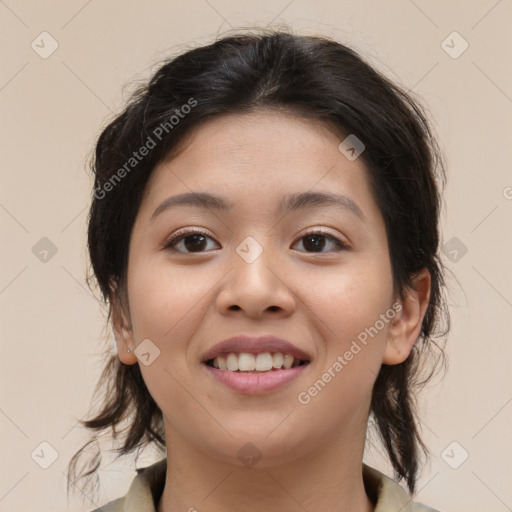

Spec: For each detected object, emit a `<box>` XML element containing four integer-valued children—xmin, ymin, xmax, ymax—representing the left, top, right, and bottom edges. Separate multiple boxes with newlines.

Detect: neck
<box><xmin>157</xmin><ymin>418</ymin><xmax>375</xmax><ymax>512</ymax></box>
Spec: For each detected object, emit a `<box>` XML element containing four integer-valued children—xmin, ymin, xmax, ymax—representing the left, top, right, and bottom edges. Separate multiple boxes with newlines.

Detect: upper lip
<box><xmin>201</xmin><ymin>335</ymin><xmax>312</xmax><ymax>362</ymax></box>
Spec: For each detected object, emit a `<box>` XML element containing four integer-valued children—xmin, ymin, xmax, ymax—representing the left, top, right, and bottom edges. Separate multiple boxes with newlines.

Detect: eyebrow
<box><xmin>150</xmin><ymin>191</ymin><xmax>364</xmax><ymax>221</ymax></box>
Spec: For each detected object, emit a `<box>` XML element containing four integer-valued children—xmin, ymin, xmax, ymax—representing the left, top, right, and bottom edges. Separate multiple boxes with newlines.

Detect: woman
<box><xmin>69</xmin><ymin>29</ymin><xmax>449</xmax><ymax>512</ymax></box>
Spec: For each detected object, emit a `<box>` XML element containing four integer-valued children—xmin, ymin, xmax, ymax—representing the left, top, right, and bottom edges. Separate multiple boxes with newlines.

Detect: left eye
<box><xmin>292</xmin><ymin>232</ymin><xmax>347</xmax><ymax>253</ymax></box>
<box><xmin>164</xmin><ymin>230</ymin><xmax>347</xmax><ymax>254</ymax></box>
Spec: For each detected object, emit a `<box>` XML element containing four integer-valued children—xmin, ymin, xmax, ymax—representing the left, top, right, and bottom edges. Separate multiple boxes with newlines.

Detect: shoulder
<box><xmin>362</xmin><ymin>463</ymin><xmax>445</xmax><ymax>512</ymax></box>
<box><xmin>412</xmin><ymin>503</ymin><xmax>442</xmax><ymax>512</ymax></box>
<box><xmin>88</xmin><ymin>458</ymin><xmax>167</xmax><ymax>512</ymax></box>
<box><xmin>89</xmin><ymin>496</ymin><xmax>124</xmax><ymax>512</ymax></box>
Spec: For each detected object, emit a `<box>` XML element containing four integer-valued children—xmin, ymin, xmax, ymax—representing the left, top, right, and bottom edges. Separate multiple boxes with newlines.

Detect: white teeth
<box><xmin>255</xmin><ymin>353</ymin><xmax>273</xmax><ymax>371</ymax></box>
<box><xmin>272</xmin><ymin>353</ymin><xmax>284</xmax><ymax>368</ymax></box>
<box><xmin>238</xmin><ymin>353</ymin><xmax>255</xmax><ymax>371</ymax></box>
<box><xmin>283</xmin><ymin>354</ymin><xmax>294</xmax><ymax>369</ymax></box>
<box><xmin>210</xmin><ymin>352</ymin><xmax>304</xmax><ymax>372</ymax></box>
<box><xmin>226</xmin><ymin>353</ymin><xmax>239</xmax><ymax>371</ymax></box>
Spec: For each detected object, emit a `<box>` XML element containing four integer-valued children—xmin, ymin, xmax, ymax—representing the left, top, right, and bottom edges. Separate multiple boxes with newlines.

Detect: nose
<box><xmin>215</xmin><ymin>246</ymin><xmax>296</xmax><ymax>319</ymax></box>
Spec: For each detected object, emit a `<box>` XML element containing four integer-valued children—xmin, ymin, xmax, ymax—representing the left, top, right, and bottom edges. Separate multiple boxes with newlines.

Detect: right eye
<box><xmin>163</xmin><ymin>229</ymin><xmax>220</xmax><ymax>253</ymax></box>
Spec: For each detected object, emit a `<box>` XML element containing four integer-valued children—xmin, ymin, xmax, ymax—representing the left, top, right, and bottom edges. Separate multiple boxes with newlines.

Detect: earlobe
<box><xmin>110</xmin><ymin>281</ymin><xmax>138</xmax><ymax>366</ymax></box>
<box><xmin>383</xmin><ymin>268</ymin><xmax>431</xmax><ymax>365</ymax></box>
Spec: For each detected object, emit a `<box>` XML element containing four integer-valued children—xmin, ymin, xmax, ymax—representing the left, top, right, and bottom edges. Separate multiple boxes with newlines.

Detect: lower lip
<box><xmin>202</xmin><ymin>363</ymin><xmax>310</xmax><ymax>394</ymax></box>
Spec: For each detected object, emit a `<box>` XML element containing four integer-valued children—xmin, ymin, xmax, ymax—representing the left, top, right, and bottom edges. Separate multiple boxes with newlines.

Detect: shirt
<box><xmin>90</xmin><ymin>458</ymin><xmax>442</xmax><ymax>512</ymax></box>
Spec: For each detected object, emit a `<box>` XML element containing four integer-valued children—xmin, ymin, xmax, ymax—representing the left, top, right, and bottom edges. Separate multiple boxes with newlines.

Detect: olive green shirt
<box><xmin>90</xmin><ymin>458</ymin><xmax>442</xmax><ymax>512</ymax></box>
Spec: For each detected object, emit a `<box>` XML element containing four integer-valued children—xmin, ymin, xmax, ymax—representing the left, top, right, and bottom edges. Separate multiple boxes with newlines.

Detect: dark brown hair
<box><xmin>68</xmin><ymin>27</ymin><xmax>449</xmax><ymax>500</ymax></box>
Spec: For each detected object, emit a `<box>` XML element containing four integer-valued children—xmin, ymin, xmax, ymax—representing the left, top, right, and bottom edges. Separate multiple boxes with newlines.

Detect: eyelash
<box><xmin>163</xmin><ymin>228</ymin><xmax>349</xmax><ymax>253</ymax></box>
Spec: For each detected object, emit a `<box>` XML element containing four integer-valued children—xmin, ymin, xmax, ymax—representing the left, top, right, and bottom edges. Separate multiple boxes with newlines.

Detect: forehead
<box><xmin>170</xmin><ymin>110</ymin><xmax>344</xmax><ymax>172</ymax></box>
<box><xmin>138</xmin><ymin>110</ymin><xmax>378</xmax><ymax>221</ymax></box>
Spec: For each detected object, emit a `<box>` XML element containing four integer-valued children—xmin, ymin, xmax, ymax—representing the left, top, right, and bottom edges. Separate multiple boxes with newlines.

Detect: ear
<box><xmin>109</xmin><ymin>279</ymin><xmax>138</xmax><ymax>365</ymax></box>
<box><xmin>383</xmin><ymin>268</ymin><xmax>431</xmax><ymax>365</ymax></box>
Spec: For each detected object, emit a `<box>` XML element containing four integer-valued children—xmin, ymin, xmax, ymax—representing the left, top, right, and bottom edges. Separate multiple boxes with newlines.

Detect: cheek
<box><xmin>127</xmin><ymin>257</ymin><xmax>213</xmax><ymax>342</ymax></box>
<box><xmin>295</xmin><ymin>266</ymin><xmax>393</xmax><ymax>429</ymax></box>
<box><xmin>310</xmin><ymin>259</ymin><xmax>394</xmax><ymax>345</ymax></box>
<box><xmin>125</xmin><ymin>259</ymin><xmax>213</xmax><ymax>416</ymax></box>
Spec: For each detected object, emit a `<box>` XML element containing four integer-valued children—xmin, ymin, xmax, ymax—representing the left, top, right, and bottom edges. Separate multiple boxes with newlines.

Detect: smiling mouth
<box><xmin>203</xmin><ymin>352</ymin><xmax>310</xmax><ymax>373</ymax></box>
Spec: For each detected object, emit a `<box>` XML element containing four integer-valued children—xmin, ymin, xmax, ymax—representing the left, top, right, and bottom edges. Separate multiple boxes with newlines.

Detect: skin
<box><xmin>111</xmin><ymin>110</ymin><xmax>431</xmax><ymax>512</ymax></box>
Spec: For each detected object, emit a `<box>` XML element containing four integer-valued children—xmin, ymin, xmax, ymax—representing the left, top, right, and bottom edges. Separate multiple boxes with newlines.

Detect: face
<box><xmin>113</xmin><ymin>110</ymin><xmax>419</xmax><ymax>467</ymax></box>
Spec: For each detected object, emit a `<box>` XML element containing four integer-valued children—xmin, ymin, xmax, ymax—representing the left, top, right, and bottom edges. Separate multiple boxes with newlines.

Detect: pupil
<box><xmin>304</xmin><ymin>234</ymin><xmax>325</xmax><ymax>252</ymax></box>
<box><xmin>185</xmin><ymin>234</ymin><xmax>207</xmax><ymax>252</ymax></box>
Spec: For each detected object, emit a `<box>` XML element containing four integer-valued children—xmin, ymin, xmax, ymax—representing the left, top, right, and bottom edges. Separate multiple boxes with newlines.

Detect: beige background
<box><xmin>1</xmin><ymin>1</ymin><xmax>511</xmax><ymax>511</ymax></box>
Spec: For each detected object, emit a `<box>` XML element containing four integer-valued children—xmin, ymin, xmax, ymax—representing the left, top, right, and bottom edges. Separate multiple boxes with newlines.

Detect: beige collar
<box><xmin>99</xmin><ymin>458</ymin><xmax>436</xmax><ymax>512</ymax></box>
